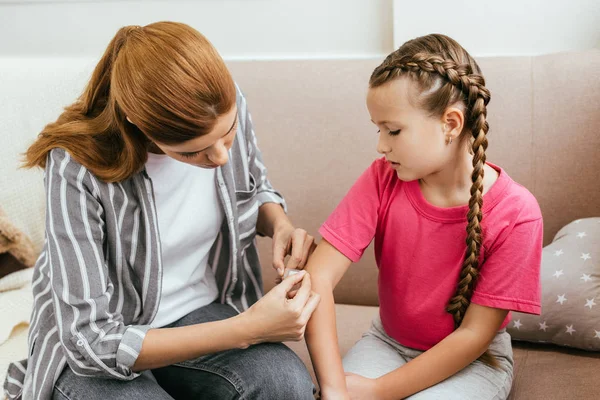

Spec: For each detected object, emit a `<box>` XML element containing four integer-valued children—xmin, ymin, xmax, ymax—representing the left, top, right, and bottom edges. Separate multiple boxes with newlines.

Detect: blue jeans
<box><xmin>53</xmin><ymin>303</ymin><xmax>315</xmax><ymax>399</ymax></box>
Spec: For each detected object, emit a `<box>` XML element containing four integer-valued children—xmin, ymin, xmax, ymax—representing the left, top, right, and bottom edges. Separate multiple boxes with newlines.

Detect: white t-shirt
<box><xmin>145</xmin><ymin>153</ymin><xmax>222</xmax><ymax>327</ymax></box>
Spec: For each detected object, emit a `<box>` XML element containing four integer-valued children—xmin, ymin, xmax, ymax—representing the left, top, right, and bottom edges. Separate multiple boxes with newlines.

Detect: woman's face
<box><xmin>141</xmin><ymin>106</ymin><xmax>239</xmax><ymax>169</ymax></box>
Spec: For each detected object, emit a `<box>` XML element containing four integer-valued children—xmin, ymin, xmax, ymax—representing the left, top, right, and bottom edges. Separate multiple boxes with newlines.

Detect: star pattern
<box><xmin>513</xmin><ymin>320</ymin><xmax>522</xmax><ymax>329</ymax></box>
<box><xmin>553</xmin><ymin>270</ymin><xmax>564</xmax><ymax>278</ymax></box>
<box><xmin>585</xmin><ymin>298</ymin><xmax>597</xmax><ymax>309</ymax></box>
<box><xmin>507</xmin><ymin>218</ymin><xmax>598</xmax><ymax>349</ymax></box>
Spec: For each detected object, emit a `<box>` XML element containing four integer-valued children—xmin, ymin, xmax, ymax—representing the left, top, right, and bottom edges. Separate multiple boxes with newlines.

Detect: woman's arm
<box><xmin>134</xmin><ymin>270</ymin><xmax>319</xmax><ymax>371</ymax></box>
<box><xmin>45</xmin><ymin>149</ymin><xmax>320</xmax><ymax>379</ymax></box>
<box><xmin>256</xmin><ymin>202</ymin><xmax>290</xmax><ymax>239</ymax></box>
<box><xmin>370</xmin><ymin>304</ymin><xmax>508</xmax><ymax>400</ymax></box>
<box><xmin>303</xmin><ymin>239</ymin><xmax>353</xmax><ymax>399</ymax></box>
<box><xmin>257</xmin><ymin>195</ymin><xmax>316</xmax><ymax>275</ymax></box>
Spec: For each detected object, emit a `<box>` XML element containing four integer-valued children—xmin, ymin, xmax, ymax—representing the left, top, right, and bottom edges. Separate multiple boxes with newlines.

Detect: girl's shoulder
<box><xmin>368</xmin><ymin>157</ymin><xmax>404</xmax><ymax>186</ymax></box>
<box><xmin>483</xmin><ymin>165</ymin><xmax>543</xmax><ymax>250</ymax></box>
<box><xmin>493</xmin><ymin>168</ymin><xmax>542</xmax><ymax>223</ymax></box>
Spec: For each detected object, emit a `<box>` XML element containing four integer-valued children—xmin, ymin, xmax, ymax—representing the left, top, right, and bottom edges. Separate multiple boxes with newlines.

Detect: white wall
<box><xmin>393</xmin><ymin>0</ymin><xmax>600</xmax><ymax>56</ymax></box>
<box><xmin>0</xmin><ymin>0</ymin><xmax>598</xmax><ymax>60</ymax></box>
<box><xmin>0</xmin><ymin>0</ymin><xmax>394</xmax><ymax>59</ymax></box>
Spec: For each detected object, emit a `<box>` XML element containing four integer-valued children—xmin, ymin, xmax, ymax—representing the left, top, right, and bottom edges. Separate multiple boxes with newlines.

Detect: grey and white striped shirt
<box><xmin>3</xmin><ymin>87</ymin><xmax>286</xmax><ymax>400</ymax></box>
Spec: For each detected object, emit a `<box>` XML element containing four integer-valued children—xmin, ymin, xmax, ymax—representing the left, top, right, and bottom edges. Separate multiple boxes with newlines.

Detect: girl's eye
<box><xmin>376</xmin><ymin>129</ymin><xmax>401</xmax><ymax>136</ymax></box>
<box><xmin>180</xmin><ymin>152</ymin><xmax>200</xmax><ymax>159</ymax></box>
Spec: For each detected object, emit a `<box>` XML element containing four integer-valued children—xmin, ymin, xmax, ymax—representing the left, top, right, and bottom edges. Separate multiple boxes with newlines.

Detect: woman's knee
<box><xmin>240</xmin><ymin>343</ymin><xmax>315</xmax><ymax>399</ymax></box>
<box><xmin>54</xmin><ymin>368</ymin><xmax>172</xmax><ymax>400</ymax></box>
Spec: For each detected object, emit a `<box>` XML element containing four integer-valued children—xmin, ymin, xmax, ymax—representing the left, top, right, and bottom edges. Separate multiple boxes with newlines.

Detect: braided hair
<box><xmin>370</xmin><ymin>34</ymin><xmax>497</xmax><ymax>367</ymax></box>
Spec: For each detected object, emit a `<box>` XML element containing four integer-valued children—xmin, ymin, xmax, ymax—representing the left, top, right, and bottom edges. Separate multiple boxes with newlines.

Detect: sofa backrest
<box><xmin>227</xmin><ymin>51</ymin><xmax>600</xmax><ymax>306</ymax></box>
<box><xmin>1</xmin><ymin>51</ymin><xmax>598</xmax><ymax>307</ymax></box>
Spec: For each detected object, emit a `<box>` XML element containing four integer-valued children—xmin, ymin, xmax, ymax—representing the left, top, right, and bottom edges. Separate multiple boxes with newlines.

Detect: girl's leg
<box><xmin>342</xmin><ymin>316</ymin><xmax>408</xmax><ymax>379</ymax></box>
<box><xmin>406</xmin><ymin>331</ymin><xmax>514</xmax><ymax>400</ymax></box>
<box><xmin>343</xmin><ymin>315</ymin><xmax>514</xmax><ymax>400</ymax></box>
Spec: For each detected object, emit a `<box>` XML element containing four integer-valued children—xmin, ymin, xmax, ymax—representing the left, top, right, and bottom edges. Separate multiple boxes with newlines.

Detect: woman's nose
<box><xmin>208</xmin><ymin>141</ymin><xmax>229</xmax><ymax>166</ymax></box>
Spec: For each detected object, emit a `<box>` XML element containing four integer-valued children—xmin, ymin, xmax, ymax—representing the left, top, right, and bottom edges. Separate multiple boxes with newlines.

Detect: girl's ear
<box><xmin>442</xmin><ymin>106</ymin><xmax>465</xmax><ymax>140</ymax></box>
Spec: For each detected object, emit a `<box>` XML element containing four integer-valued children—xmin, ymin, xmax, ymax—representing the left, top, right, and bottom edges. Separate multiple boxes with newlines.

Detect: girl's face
<box><xmin>366</xmin><ymin>77</ymin><xmax>461</xmax><ymax>182</ymax></box>
<box><xmin>143</xmin><ymin>106</ymin><xmax>238</xmax><ymax>169</ymax></box>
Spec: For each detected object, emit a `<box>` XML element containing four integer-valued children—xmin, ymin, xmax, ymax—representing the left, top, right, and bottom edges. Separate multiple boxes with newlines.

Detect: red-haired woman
<box><xmin>4</xmin><ymin>22</ymin><xmax>318</xmax><ymax>400</ymax></box>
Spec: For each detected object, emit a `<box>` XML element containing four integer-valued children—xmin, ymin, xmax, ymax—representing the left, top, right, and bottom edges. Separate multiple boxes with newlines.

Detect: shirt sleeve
<box><xmin>45</xmin><ymin>148</ymin><xmax>150</xmax><ymax>380</ymax></box>
<box><xmin>319</xmin><ymin>160</ymin><xmax>384</xmax><ymax>262</ymax></box>
<box><xmin>471</xmin><ymin>218</ymin><xmax>543</xmax><ymax>315</ymax></box>
<box><xmin>236</xmin><ymin>84</ymin><xmax>287</xmax><ymax>213</ymax></box>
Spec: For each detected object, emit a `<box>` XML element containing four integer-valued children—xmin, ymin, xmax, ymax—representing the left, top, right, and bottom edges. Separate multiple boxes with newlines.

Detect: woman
<box><xmin>3</xmin><ymin>21</ymin><xmax>319</xmax><ymax>400</ymax></box>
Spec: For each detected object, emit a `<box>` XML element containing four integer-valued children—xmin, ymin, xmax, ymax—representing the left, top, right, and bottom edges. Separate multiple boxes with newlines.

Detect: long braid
<box><xmin>371</xmin><ymin>40</ymin><xmax>498</xmax><ymax>367</ymax></box>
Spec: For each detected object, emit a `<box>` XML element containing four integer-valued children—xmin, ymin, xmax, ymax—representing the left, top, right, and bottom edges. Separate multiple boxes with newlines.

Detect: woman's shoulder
<box><xmin>46</xmin><ymin>147</ymin><xmax>86</xmax><ymax>174</ymax></box>
<box><xmin>45</xmin><ymin>147</ymin><xmax>107</xmax><ymax>194</ymax></box>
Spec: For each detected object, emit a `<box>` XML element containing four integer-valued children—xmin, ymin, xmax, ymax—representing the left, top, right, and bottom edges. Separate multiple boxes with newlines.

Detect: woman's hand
<box><xmin>242</xmin><ymin>271</ymin><xmax>320</xmax><ymax>344</ymax></box>
<box><xmin>272</xmin><ymin>223</ymin><xmax>316</xmax><ymax>277</ymax></box>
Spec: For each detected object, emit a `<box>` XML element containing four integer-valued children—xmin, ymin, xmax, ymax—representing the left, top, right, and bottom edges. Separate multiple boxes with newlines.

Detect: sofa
<box><xmin>1</xmin><ymin>49</ymin><xmax>599</xmax><ymax>399</ymax></box>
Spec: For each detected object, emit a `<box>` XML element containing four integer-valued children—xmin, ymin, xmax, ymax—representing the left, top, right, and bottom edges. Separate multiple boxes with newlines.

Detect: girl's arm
<box><xmin>372</xmin><ymin>304</ymin><xmax>508</xmax><ymax>399</ymax></box>
<box><xmin>303</xmin><ymin>239</ymin><xmax>353</xmax><ymax>399</ymax></box>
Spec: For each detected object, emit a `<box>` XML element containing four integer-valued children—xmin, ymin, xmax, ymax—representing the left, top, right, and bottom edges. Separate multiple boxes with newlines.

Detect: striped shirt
<box><xmin>3</xmin><ymin>86</ymin><xmax>286</xmax><ymax>400</ymax></box>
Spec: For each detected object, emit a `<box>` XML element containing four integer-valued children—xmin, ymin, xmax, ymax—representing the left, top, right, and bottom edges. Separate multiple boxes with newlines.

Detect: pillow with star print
<box><xmin>506</xmin><ymin>217</ymin><xmax>599</xmax><ymax>350</ymax></box>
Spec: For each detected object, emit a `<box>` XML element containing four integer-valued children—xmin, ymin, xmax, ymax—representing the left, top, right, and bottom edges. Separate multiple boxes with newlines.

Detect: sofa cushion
<box><xmin>509</xmin><ymin>342</ymin><xmax>600</xmax><ymax>399</ymax></box>
<box><xmin>507</xmin><ymin>218</ymin><xmax>600</xmax><ymax>350</ymax></box>
<box><xmin>0</xmin><ymin>57</ymin><xmax>97</xmax><ymax>253</ymax></box>
<box><xmin>0</xmin><ymin>206</ymin><xmax>37</xmax><ymax>280</ymax></box>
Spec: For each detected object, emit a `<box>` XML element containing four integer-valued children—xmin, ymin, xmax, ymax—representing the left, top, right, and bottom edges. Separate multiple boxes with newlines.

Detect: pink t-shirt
<box><xmin>320</xmin><ymin>158</ymin><xmax>543</xmax><ymax>350</ymax></box>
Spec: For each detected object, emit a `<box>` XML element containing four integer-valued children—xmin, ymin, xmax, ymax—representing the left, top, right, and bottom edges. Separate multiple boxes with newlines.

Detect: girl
<box><xmin>3</xmin><ymin>22</ymin><xmax>319</xmax><ymax>400</ymax></box>
<box><xmin>304</xmin><ymin>34</ymin><xmax>543</xmax><ymax>399</ymax></box>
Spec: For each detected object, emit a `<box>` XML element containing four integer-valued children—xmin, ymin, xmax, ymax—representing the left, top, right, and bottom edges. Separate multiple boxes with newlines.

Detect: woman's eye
<box><xmin>180</xmin><ymin>152</ymin><xmax>200</xmax><ymax>159</ymax></box>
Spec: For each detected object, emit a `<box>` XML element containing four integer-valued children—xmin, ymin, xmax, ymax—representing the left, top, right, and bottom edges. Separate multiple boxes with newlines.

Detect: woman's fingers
<box><xmin>286</xmin><ymin>229</ymin><xmax>308</xmax><ymax>270</ymax></box>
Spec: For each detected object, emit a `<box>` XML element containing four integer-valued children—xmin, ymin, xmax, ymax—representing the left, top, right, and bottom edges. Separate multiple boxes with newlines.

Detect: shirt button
<box><xmin>76</xmin><ymin>339</ymin><xmax>84</xmax><ymax>346</ymax></box>
<box><xmin>229</xmin><ymin>217</ymin><xmax>234</xmax><ymax>223</ymax></box>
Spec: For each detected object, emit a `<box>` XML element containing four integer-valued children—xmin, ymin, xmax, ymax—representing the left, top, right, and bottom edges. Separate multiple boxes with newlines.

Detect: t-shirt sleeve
<box><xmin>471</xmin><ymin>218</ymin><xmax>543</xmax><ymax>315</ymax></box>
<box><xmin>319</xmin><ymin>160</ymin><xmax>384</xmax><ymax>262</ymax></box>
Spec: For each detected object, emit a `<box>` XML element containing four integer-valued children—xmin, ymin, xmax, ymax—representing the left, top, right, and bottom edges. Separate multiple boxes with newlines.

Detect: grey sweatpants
<box><xmin>342</xmin><ymin>316</ymin><xmax>514</xmax><ymax>400</ymax></box>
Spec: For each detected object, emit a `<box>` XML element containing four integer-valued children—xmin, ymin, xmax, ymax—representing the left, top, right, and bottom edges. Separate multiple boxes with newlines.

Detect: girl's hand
<box><xmin>345</xmin><ymin>373</ymin><xmax>384</xmax><ymax>400</ymax></box>
<box><xmin>272</xmin><ymin>223</ymin><xmax>316</xmax><ymax>277</ymax></box>
<box><xmin>319</xmin><ymin>386</ymin><xmax>351</xmax><ymax>400</ymax></box>
<box><xmin>243</xmin><ymin>271</ymin><xmax>320</xmax><ymax>344</ymax></box>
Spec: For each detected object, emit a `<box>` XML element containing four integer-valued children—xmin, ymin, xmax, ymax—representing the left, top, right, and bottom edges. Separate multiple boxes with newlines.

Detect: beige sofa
<box><xmin>227</xmin><ymin>51</ymin><xmax>600</xmax><ymax>399</ymax></box>
<box><xmin>1</xmin><ymin>50</ymin><xmax>599</xmax><ymax>399</ymax></box>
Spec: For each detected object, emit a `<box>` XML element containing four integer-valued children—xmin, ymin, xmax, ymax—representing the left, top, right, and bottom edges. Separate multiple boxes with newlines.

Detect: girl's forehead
<box><xmin>367</xmin><ymin>79</ymin><xmax>418</xmax><ymax>116</ymax></box>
